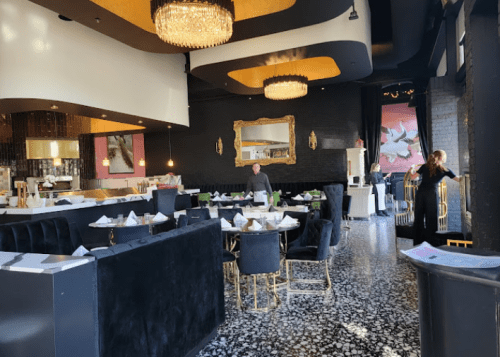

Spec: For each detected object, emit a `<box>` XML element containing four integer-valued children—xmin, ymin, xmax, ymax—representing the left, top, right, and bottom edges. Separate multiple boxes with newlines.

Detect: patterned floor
<box><xmin>197</xmin><ymin>215</ymin><xmax>421</xmax><ymax>357</ymax></box>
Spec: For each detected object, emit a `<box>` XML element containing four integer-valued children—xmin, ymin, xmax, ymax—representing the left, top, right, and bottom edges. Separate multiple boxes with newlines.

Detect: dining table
<box><xmin>89</xmin><ymin>215</ymin><xmax>169</xmax><ymax>245</ymax></box>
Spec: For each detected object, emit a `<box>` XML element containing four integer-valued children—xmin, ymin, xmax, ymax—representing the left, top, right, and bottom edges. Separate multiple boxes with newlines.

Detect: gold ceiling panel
<box><xmin>89</xmin><ymin>118</ymin><xmax>144</xmax><ymax>133</ymax></box>
<box><xmin>233</xmin><ymin>0</ymin><xmax>296</xmax><ymax>21</ymax></box>
<box><xmin>90</xmin><ymin>0</ymin><xmax>296</xmax><ymax>34</ymax></box>
<box><xmin>228</xmin><ymin>57</ymin><xmax>341</xmax><ymax>88</ymax></box>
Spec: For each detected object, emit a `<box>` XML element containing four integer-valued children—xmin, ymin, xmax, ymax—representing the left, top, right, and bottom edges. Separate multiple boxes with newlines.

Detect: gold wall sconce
<box><xmin>309</xmin><ymin>131</ymin><xmax>317</xmax><ymax>150</ymax></box>
<box><xmin>138</xmin><ymin>158</ymin><xmax>146</xmax><ymax>167</ymax></box>
<box><xmin>216</xmin><ymin>137</ymin><xmax>223</xmax><ymax>155</ymax></box>
<box><xmin>102</xmin><ymin>157</ymin><xmax>110</xmax><ymax>166</ymax></box>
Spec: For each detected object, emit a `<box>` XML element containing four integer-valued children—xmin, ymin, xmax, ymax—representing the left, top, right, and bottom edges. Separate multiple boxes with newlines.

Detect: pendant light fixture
<box><xmin>167</xmin><ymin>125</ymin><xmax>174</xmax><ymax>167</ymax></box>
<box><xmin>52</xmin><ymin>111</ymin><xmax>62</xmax><ymax>166</ymax></box>
<box><xmin>151</xmin><ymin>0</ymin><xmax>235</xmax><ymax>49</ymax></box>
<box><xmin>264</xmin><ymin>64</ymin><xmax>308</xmax><ymax>100</ymax></box>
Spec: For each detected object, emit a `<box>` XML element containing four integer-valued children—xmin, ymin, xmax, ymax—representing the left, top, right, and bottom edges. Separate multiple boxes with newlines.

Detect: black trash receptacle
<box><xmin>408</xmin><ymin>246</ymin><xmax>500</xmax><ymax>357</ymax></box>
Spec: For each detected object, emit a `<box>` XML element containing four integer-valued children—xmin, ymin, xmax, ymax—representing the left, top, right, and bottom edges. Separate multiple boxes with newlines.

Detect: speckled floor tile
<box><xmin>197</xmin><ymin>216</ymin><xmax>421</xmax><ymax>357</ymax></box>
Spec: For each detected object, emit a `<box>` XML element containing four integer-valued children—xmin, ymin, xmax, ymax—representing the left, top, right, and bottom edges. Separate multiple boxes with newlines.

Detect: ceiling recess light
<box><xmin>264</xmin><ymin>75</ymin><xmax>308</xmax><ymax>100</ymax></box>
<box><xmin>95</xmin><ymin>17</ymin><xmax>101</xmax><ymax>23</ymax></box>
<box><xmin>50</xmin><ymin>105</ymin><xmax>58</xmax><ymax>110</ymax></box>
<box><xmin>101</xmin><ymin>114</ymin><xmax>107</xmax><ymax>118</ymax></box>
<box><xmin>151</xmin><ymin>0</ymin><xmax>235</xmax><ymax>49</ymax></box>
<box><xmin>138</xmin><ymin>120</ymin><xmax>143</xmax><ymax>124</ymax></box>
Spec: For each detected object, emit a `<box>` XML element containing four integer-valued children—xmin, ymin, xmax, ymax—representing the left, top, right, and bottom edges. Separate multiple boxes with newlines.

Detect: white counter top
<box><xmin>0</xmin><ymin>252</ymin><xmax>94</xmax><ymax>274</ymax></box>
<box><xmin>0</xmin><ymin>193</ymin><xmax>153</xmax><ymax>215</ymax></box>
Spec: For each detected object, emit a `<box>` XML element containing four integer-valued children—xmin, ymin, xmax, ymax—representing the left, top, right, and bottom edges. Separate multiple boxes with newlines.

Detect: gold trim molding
<box><xmin>234</xmin><ymin>115</ymin><xmax>296</xmax><ymax>167</ymax></box>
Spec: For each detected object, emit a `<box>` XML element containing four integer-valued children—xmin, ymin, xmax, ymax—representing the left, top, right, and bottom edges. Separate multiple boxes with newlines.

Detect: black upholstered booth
<box><xmin>322</xmin><ymin>184</ymin><xmax>343</xmax><ymax>246</ymax></box>
<box><xmin>86</xmin><ymin>219</ymin><xmax>225</xmax><ymax>357</ymax></box>
<box><xmin>1</xmin><ymin>218</ymin><xmax>225</xmax><ymax>357</ymax></box>
<box><xmin>153</xmin><ymin>188</ymin><xmax>178</xmax><ymax>216</ymax></box>
<box><xmin>0</xmin><ymin>217</ymin><xmax>82</xmax><ymax>254</ymax></box>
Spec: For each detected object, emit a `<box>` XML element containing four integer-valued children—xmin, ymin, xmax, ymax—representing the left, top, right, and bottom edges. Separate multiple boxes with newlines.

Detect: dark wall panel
<box><xmin>145</xmin><ymin>83</ymin><xmax>362</xmax><ymax>186</ymax></box>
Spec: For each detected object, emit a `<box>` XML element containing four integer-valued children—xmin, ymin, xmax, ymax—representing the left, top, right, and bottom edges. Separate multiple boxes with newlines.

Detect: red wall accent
<box><xmin>95</xmin><ymin>134</ymin><xmax>146</xmax><ymax>179</ymax></box>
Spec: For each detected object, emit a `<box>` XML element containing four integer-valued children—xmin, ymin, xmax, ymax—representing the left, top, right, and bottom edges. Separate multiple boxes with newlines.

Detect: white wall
<box><xmin>0</xmin><ymin>0</ymin><xmax>189</xmax><ymax>127</ymax></box>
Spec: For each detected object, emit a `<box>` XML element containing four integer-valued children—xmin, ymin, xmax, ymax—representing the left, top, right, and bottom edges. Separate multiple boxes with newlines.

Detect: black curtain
<box><xmin>414</xmin><ymin>91</ymin><xmax>429</xmax><ymax>161</ymax></box>
<box><xmin>361</xmin><ymin>86</ymin><xmax>382</xmax><ymax>173</ymax></box>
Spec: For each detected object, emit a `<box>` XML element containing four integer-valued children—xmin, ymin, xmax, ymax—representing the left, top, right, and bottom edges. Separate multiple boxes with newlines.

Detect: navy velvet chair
<box><xmin>112</xmin><ymin>225</ymin><xmax>151</xmax><ymax>244</ymax></box>
<box><xmin>153</xmin><ymin>188</ymin><xmax>178</xmax><ymax>216</ymax></box>
<box><xmin>285</xmin><ymin>219</ymin><xmax>333</xmax><ymax>294</ymax></box>
<box><xmin>282</xmin><ymin>210</ymin><xmax>310</xmax><ymax>251</ymax></box>
<box><xmin>323</xmin><ymin>184</ymin><xmax>343</xmax><ymax>247</ymax></box>
<box><xmin>342</xmin><ymin>195</ymin><xmax>352</xmax><ymax>229</ymax></box>
<box><xmin>237</xmin><ymin>231</ymin><xmax>281</xmax><ymax>311</ymax></box>
<box><xmin>178</xmin><ymin>208</ymin><xmax>211</xmax><ymax>228</ymax></box>
<box><xmin>217</xmin><ymin>208</ymin><xmax>243</xmax><ymax>222</ymax></box>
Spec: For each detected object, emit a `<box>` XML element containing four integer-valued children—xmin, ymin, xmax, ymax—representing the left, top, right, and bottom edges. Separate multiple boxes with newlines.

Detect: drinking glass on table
<box><xmin>117</xmin><ymin>214</ymin><xmax>124</xmax><ymax>225</ymax></box>
<box><xmin>144</xmin><ymin>213</ymin><xmax>151</xmax><ymax>224</ymax></box>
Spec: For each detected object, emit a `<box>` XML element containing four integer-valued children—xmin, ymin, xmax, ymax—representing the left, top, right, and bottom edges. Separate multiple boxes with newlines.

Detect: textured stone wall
<box><xmin>427</xmin><ymin>76</ymin><xmax>462</xmax><ymax>231</ymax></box>
<box><xmin>464</xmin><ymin>0</ymin><xmax>500</xmax><ymax>250</ymax></box>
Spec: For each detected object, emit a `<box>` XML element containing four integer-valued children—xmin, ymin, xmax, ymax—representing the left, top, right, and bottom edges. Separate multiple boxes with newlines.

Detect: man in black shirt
<box><xmin>244</xmin><ymin>163</ymin><xmax>273</xmax><ymax>206</ymax></box>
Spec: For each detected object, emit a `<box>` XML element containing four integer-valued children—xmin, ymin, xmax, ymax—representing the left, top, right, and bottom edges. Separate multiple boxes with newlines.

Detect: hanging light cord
<box><xmin>169</xmin><ymin>127</ymin><xmax>172</xmax><ymax>161</ymax></box>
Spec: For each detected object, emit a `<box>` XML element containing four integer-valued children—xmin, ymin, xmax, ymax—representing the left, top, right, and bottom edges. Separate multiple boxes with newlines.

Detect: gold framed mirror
<box><xmin>234</xmin><ymin>115</ymin><xmax>296</xmax><ymax>167</ymax></box>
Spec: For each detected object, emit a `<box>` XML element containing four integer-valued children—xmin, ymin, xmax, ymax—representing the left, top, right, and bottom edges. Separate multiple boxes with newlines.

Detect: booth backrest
<box><xmin>0</xmin><ymin>217</ymin><xmax>82</xmax><ymax>254</ymax></box>
<box><xmin>86</xmin><ymin>219</ymin><xmax>225</xmax><ymax>357</ymax></box>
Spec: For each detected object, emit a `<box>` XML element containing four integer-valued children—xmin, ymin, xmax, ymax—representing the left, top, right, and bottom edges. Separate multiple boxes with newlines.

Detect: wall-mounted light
<box><xmin>139</xmin><ymin>158</ymin><xmax>146</xmax><ymax>167</ymax></box>
<box><xmin>349</xmin><ymin>2</ymin><xmax>359</xmax><ymax>20</ymax></box>
<box><xmin>53</xmin><ymin>157</ymin><xmax>62</xmax><ymax>166</ymax></box>
<box><xmin>167</xmin><ymin>125</ymin><xmax>174</xmax><ymax>167</ymax></box>
<box><xmin>309</xmin><ymin>131</ymin><xmax>317</xmax><ymax>150</ymax></box>
<box><xmin>102</xmin><ymin>157</ymin><xmax>110</xmax><ymax>166</ymax></box>
<box><xmin>215</xmin><ymin>137</ymin><xmax>223</xmax><ymax>155</ymax></box>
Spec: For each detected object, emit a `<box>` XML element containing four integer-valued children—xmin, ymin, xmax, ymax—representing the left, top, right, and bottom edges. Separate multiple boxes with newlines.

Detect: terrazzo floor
<box><xmin>197</xmin><ymin>215</ymin><xmax>421</xmax><ymax>357</ymax></box>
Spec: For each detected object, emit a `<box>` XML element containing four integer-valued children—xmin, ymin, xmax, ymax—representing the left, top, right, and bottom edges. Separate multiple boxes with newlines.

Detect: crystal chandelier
<box><xmin>151</xmin><ymin>0</ymin><xmax>235</xmax><ymax>49</ymax></box>
<box><xmin>264</xmin><ymin>75</ymin><xmax>308</xmax><ymax>100</ymax></box>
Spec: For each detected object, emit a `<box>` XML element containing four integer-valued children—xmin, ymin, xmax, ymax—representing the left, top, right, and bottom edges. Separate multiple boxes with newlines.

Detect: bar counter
<box><xmin>0</xmin><ymin>193</ymin><xmax>155</xmax><ymax>248</ymax></box>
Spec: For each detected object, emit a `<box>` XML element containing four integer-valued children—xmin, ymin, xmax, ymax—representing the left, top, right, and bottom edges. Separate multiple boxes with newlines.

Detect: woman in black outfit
<box><xmin>411</xmin><ymin>150</ymin><xmax>460</xmax><ymax>244</ymax></box>
<box><xmin>369</xmin><ymin>163</ymin><xmax>391</xmax><ymax>216</ymax></box>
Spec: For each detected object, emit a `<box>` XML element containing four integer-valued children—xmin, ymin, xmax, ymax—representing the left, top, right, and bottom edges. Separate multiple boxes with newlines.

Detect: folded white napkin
<box><xmin>304</xmin><ymin>193</ymin><xmax>313</xmax><ymax>200</ymax></box>
<box><xmin>214</xmin><ymin>191</ymin><xmax>220</xmax><ymax>196</ymax></box>
<box><xmin>72</xmin><ymin>245</ymin><xmax>89</xmax><ymax>257</ymax></box>
<box><xmin>125</xmin><ymin>215</ymin><xmax>138</xmax><ymax>226</ymax></box>
<box><xmin>95</xmin><ymin>215</ymin><xmax>110</xmax><ymax>224</ymax></box>
<box><xmin>278</xmin><ymin>190</ymin><xmax>282</xmax><ymax>195</ymax></box>
<box><xmin>221</xmin><ymin>194</ymin><xmax>228</xmax><ymax>201</ymax></box>
<box><xmin>152</xmin><ymin>212</ymin><xmax>168</xmax><ymax>222</ymax></box>
<box><xmin>244</xmin><ymin>194</ymin><xmax>252</xmax><ymax>199</ymax></box>
<box><xmin>233</xmin><ymin>213</ymin><xmax>248</xmax><ymax>223</ymax></box>
<box><xmin>220</xmin><ymin>217</ymin><xmax>232</xmax><ymax>228</ymax></box>
<box><xmin>249</xmin><ymin>220</ymin><xmax>262</xmax><ymax>231</ymax></box>
<box><xmin>321</xmin><ymin>193</ymin><xmax>326</xmax><ymax>199</ymax></box>
<box><xmin>279</xmin><ymin>215</ymin><xmax>298</xmax><ymax>227</ymax></box>
<box><xmin>212</xmin><ymin>196</ymin><xmax>222</xmax><ymax>201</ymax></box>
<box><xmin>292</xmin><ymin>194</ymin><xmax>304</xmax><ymax>201</ymax></box>
<box><xmin>128</xmin><ymin>210</ymin><xmax>137</xmax><ymax>220</ymax></box>
<box><xmin>249</xmin><ymin>192</ymin><xmax>253</xmax><ymax>197</ymax></box>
